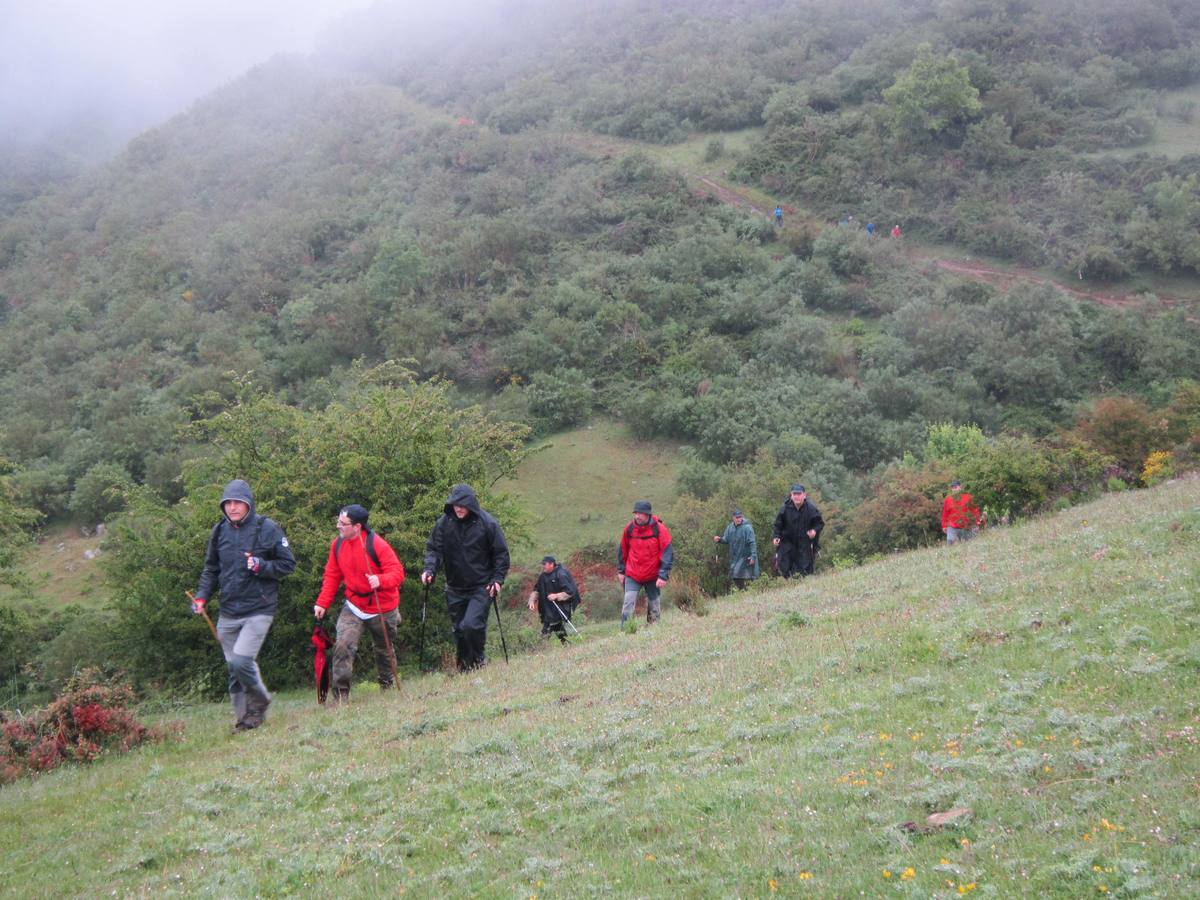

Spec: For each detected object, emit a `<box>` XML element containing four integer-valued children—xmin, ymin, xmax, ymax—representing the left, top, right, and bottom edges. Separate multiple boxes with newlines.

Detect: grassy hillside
<box><xmin>499</xmin><ymin>420</ymin><xmax>683</xmax><ymax>557</ymax></box>
<box><xmin>3</xmin><ymin>477</ymin><xmax>1197</xmax><ymax>896</ymax></box>
<box><xmin>0</xmin><ymin>525</ymin><xmax>106</xmax><ymax>611</ymax></box>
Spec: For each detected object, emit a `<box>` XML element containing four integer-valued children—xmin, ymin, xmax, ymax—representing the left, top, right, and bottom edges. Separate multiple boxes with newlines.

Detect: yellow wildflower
<box><xmin>645</xmin><ymin>853</ymin><xmax>656</xmax><ymax>862</ymax></box>
<box><xmin>799</xmin><ymin>872</ymin><xmax>813</xmax><ymax>880</ymax></box>
<box><xmin>882</xmin><ymin>870</ymin><xmax>893</xmax><ymax>879</ymax></box>
<box><xmin>768</xmin><ymin>879</ymin><xmax>778</xmax><ymax>892</ymax></box>
<box><xmin>958</xmin><ymin>883</ymin><xmax>977</xmax><ymax>894</ymax></box>
<box><xmin>901</xmin><ymin>867</ymin><xmax>916</xmax><ymax>880</ymax></box>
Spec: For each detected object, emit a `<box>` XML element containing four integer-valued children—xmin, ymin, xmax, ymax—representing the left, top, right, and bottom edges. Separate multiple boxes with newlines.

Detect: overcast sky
<box><xmin>0</xmin><ymin>0</ymin><xmax>374</xmax><ymax>148</ymax></box>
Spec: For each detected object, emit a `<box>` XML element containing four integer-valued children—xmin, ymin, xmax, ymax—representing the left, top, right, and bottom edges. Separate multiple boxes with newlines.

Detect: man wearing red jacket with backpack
<box><xmin>618</xmin><ymin>500</ymin><xmax>673</xmax><ymax>629</ymax></box>
<box><xmin>941</xmin><ymin>480</ymin><xmax>982</xmax><ymax>544</ymax></box>
<box><xmin>313</xmin><ymin>504</ymin><xmax>405</xmax><ymax>701</ymax></box>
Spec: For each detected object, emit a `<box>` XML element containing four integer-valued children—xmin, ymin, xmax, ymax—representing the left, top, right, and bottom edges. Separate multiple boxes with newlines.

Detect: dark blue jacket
<box><xmin>195</xmin><ymin>479</ymin><xmax>296</xmax><ymax>618</ymax></box>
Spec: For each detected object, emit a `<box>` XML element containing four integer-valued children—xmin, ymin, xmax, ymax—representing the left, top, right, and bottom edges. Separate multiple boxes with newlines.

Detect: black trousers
<box><xmin>538</xmin><ymin>596</ymin><xmax>579</xmax><ymax>639</ymax></box>
<box><xmin>446</xmin><ymin>586</ymin><xmax>491</xmax><ymax>670</ymax></box>
<box><xmin>777</xmin><ymin>542</ymin><xmax>815</xmax><ymax>578</ymax></box>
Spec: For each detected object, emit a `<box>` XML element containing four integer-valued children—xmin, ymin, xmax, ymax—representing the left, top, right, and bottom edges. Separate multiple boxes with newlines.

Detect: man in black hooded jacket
<box><xmin>421</xmin><ymin>484</ymin><xmax>510</xmax><ymax>671</ymax></box>
<box><xmin>193</xmin><ymin>479</ymin><xmax>295</xmax><ymax>730</ymax></box>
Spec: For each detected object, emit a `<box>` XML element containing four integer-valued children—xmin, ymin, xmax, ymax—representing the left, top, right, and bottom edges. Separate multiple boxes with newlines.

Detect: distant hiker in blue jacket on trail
<box><xmin>192</xmin><ymin>479</ymin><xmax>295</xmax><ymax>732</ymax></box>
<box><xmin>774</xmin><ymin>205</ymin><xmax>783</xmax><ymax>226</ymax></box>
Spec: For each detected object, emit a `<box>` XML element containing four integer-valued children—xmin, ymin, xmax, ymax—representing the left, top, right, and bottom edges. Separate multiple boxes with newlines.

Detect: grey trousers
<box><xmin>217</xmin><ymin>614</ymin><xmax>273</xmax><ymax>725</ymax></box>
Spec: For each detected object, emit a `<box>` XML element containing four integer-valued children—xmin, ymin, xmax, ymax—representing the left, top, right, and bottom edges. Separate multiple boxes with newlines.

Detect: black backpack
<box><xmin>624</xmin><ymin>516</ymin><xmax>662</xmax><ymax>541</ymax></box>
<box><xmin>334</xmin><ymin>530</ymin><xmax>381</xmax><ymax>568</ymax></box>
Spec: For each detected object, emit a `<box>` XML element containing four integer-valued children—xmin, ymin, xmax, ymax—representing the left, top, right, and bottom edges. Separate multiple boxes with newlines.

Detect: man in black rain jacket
<box><xmin>772</xmin><ymin>484</ymin><xmax>824</xmax><ymax>579</ymax></box>
<box><xmin>421</xmin><ymin>484</ymin><xmax>510</xmax><ymax>671</ymax></box>
<box><xmin>193</xmin><ymin>479</ymin><xmax>296</xmax><ymax>730</ymax></box>
<box><xmin>527</xmin><ymin>555</ymin><xmax>581</xmax><ymax>643</ymax></box>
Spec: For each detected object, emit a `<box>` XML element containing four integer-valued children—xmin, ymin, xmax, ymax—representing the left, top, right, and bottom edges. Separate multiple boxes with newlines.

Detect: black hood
<box><xmin>220</xmin><ymin>479</ymin><xmax>256</xmax><ymax>522</ymax></box>
<box><xmin>444</xmin><ymin>483</ymin><xmax>482</xmax><ymax>518</ymax></box>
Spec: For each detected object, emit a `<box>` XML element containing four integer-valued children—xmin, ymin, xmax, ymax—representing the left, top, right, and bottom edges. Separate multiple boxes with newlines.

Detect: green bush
<box><xmin>69</xmin><ymin>462</ymin><xmax>135</xmax><ymax>524</ymax></box>
<box><xmin>105</xmin><ymin>366</ymin><xmax>530</xmax><ymax>695</ymax></box>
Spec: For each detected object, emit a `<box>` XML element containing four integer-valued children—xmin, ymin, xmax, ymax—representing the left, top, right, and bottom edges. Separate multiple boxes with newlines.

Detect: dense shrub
<box><xmin>0</xmin><ymin>669</ymin><xmax>176</xmax><ymax>783</ymax></box>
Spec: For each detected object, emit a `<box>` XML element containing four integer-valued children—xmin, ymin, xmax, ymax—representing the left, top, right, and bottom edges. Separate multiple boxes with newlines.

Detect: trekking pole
<box><xmin>546</xmin><ymin>597</ymin><xmax>581</xmax><ymax>638</ymax></box>
<box><xmin>490</xmin><ymin>589</ymin><xmax>509</xmax><ymax>663</ymax></box>
<box><xmin>418</xmin><ymin>582</ymin><xmax>429</xmax><ymax>672</ymax></box>
<box><xmin>185</xmin><ymin>590</ymin><xmax>221</xmax><ymax>646</ymax></box>
<box><xmin>361</xmin><ymin>535</ymin><xmax>399</xmax><ymax>690</ymax></box>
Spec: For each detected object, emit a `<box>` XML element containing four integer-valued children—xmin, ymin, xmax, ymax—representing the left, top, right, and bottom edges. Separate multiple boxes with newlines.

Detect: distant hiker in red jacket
<box><xmin>941</xmin><ymin>481</ymin><xmax>981</xmax><ymax>544</ymax></box>
<box><xmin>890</xmin><ymin>223</ymin><xmax>902</xmax><ymax>238</ymax></box>
<box><xmin>314</xmin><ymin>505</ymin><xmax>405</xmax><ymax>700</ymax></box>
<box><xmin>617</xmin><ymin>500</ymin><xmax>673</xmax><ymax>628</ymax></box>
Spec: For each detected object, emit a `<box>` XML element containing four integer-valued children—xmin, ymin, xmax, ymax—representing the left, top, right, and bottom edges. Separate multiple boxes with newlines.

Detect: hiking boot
<box><xmin>332</xmin><ymin>688</ymin><xmax>349</xmax><ymax>705</ymax></box>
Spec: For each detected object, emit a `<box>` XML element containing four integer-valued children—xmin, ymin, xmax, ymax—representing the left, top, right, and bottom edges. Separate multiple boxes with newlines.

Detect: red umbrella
<box><xmin>311</xmin><ymin>625</ymin><xmax>334</xmax><ymax>704</ymax></box>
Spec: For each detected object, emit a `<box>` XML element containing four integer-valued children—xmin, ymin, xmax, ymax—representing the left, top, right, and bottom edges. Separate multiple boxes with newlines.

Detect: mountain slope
<box><xmin>2</xmin><ymin>476</ymin><xmax>1197</xmax><ymax>896</ymax></box>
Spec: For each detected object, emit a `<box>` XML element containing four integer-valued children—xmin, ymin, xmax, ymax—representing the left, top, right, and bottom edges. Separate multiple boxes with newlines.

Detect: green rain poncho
<box><xmin>718</xmin><ymin>518</ymin><xmax>760</xmax><ymax>580</ymax></box>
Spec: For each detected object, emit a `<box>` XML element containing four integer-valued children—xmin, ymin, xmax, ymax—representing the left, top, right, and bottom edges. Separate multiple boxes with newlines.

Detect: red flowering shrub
<box><xmin>0</xmin><ymin>669</ymin><xmax>179</xmax><ymax>784</ymax></box>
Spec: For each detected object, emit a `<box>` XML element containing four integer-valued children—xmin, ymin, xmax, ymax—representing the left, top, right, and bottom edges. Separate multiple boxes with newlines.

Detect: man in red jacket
<box><xmin>313</xmin><ymin>505</ymin><xmax>405</xmax><ymax>700</ymax></box>
<box><xmin>617</xmin><ymin>500</ymin><xmax>673</xmax><ymax>628</ymax></box>
<box><xmin>941</xmin><ymin>480</ymin><xmax>981</xmax><ymax>544</ymax></box>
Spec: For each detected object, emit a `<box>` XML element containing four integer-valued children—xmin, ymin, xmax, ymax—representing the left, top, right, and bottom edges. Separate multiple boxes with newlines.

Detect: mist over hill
<box><xmin>0</xmin><ymin>0</ymin><xmax>1198</xmax><ymax>563</ymax></box>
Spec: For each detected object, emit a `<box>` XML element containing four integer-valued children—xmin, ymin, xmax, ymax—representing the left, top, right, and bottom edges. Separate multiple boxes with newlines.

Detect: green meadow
<box><xmin>3</xmin><ymin>477</ymin><xmax>1198</xmax><ymax>897</ymax></box>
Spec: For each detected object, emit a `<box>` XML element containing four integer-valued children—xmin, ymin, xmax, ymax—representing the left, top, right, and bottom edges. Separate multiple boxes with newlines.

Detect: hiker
<box><xmin>617</xmin><ymin>500</ymin><xmax>673</xmax><ymax>627</ymax></box>
<box><xmin>313</xmin><ymin>505</ymin><xmax>405</xmax><ymax>701</ymax></box>
<box><xmin>774</xmin><ymin>205</ymin><xmax>784</xmax><ymax>227</ymax></box>
<box><xmin>192</xmin><ymin>479</ymin><xmax>295</xmax><ymax>731</ymax></box>
<box><xmin>713</xmin><ymin>509</ymin><xmax>760</xmax><ymax>590</ymax></box>
<box><xmin>890</xmin><ymin>223</ymin><xmax>902</xmax><ymax>238</ymax></box>
<box><xmin>941</xmin><ymin>480</ymin><xmax>981</xmax><ymax>543</ymax></box>
<box><xmin>527</xmin><ymin>555</ymin><xmax>581</xmax><ymax>643</ymax></box>
<box><xmin>865</xmin><ymin>221</ymin><xmax>876</xmax><ymax>237</ymax></box>
<box><xmin>772</xmin><ymin>484</ymin><xmax>824</xmax><ymax>579</ymax></box>
<box><xmin>420</xmin><ymin>484</ymin><xmax>510</xmax><ymax>671</ymax></box>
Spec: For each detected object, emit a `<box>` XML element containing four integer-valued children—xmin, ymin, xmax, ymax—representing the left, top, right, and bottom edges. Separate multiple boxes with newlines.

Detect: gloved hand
<box><xmin>192</xmin><ymin>597</ymin><xmax>206</xmax><ymax>615</ymax></box>
<box><xmin>246</xmin><ymin>555</ymin><xmax>263</xmax><ymax>573</ymax></box>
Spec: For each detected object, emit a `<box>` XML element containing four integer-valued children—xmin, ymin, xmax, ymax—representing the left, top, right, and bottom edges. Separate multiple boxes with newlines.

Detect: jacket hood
<box><xmin>220</xmin><ymin>479</ymin><xmax>256</xmax><ymax>521</ymax></box>
<box><xmin>444</xmin><ymin>483</ymin><xmax>482</xmax><ymax>518</ymax></box>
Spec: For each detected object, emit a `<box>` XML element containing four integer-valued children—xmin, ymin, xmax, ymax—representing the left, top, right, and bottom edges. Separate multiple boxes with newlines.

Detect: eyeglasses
<box><xmin>335</xmin><ymin>518</ymin><xmax>355</xmax><ymax>528</ymax></box>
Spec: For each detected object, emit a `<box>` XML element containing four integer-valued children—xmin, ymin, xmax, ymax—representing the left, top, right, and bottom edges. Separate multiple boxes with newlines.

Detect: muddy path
<box><xmin>685</xmin><ymin>171</ymin><xmax>1196</xmax><ymax>310</ymax></box>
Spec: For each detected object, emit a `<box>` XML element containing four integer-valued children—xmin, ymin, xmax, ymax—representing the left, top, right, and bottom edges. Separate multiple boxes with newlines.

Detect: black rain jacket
<box><xmin>423</xmin><ymin>484</ymin><xmax>510</xmax><ymax>592</ymax></box>
<box><xmin>772</xmin><ymin>497</ymin><xmax>825</xmax><ymax>551</ymax></box>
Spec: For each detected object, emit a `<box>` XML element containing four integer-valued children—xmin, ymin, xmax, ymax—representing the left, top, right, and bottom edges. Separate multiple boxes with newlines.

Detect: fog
<box><xmin>0</xmin><ymin>0</ymin><xmax>374</xmax><ymax>153</ymax></box>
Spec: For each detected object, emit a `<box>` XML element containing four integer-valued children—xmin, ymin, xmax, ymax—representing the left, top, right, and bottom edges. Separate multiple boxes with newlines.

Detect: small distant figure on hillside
<box><xmin>617</xmin><ymin>500</ymin><xmax>673</xmax><ymax>629</ymax></box>
<box><xmin>774</xmin><ymin>205</ymin><xmax>784</xmax><ymax>227</ymax></box>
<box><xmin>891</xmin><ymin>223</ymin><xmax>902</xmax><ymax>239</ymax></box>
<box><xmin>773</xmin><ymin>484</ymin><xmax>824</xmax><ymax>579</ymax></box>
<box><xmin>865</xmin><ymin>221</ymin><xmax>876</xmax><ymax>237</ymax></box>
<box><xmin>839</xmin><ymin>213</ymin><xmax>855</xmax><ymax>228</ymax></box>
<box><xmin>421</xmin><ymin>484</ymin><xmax>510</xmax><ymax>671</ymax></box>
<box><xmin>713</xmin><ymin>509</ymin><xmax>759</xmax><ymax>590</ymax></box>
<box><xmin>941</xmin><ymin>480</ymin><xmax>981</xmax><ymax>544</ymax></box>
<box><xmin>192</xmin><ymin>479</ymin><xmax>295</xmax><ymax>732</ymax></box>
<box><xmin>313</xmin><ymin>505</ymin><xmax>405</xmax><ymax>702</ymax></box>
<box><xmin>527</xmin><ymin>555</ymin><xmax>581</xmax><ymax>643</ymax></box>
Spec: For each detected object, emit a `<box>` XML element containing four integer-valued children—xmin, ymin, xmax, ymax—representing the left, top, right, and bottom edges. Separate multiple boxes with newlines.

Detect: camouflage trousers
<box><xmin>332</xmin><ymin>606</ymin><xmax>400</xmax><ymax>693</ymax></box>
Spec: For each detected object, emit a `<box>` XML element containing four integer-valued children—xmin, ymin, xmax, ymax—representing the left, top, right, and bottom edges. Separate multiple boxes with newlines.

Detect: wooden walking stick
<box><xmin>361</xmin><ymin>534</ymin><xmax>400</xmax><ymax>690</ymax></box>
<box><xmin>186</xmin><ymin>590</ymin><xmax>221</xmax><ymax>646</ymax></box>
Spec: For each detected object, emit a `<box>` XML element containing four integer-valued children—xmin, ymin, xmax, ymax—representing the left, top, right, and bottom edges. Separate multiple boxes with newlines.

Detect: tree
<box><xmin>883</xmin><ymin>46</ymin><xmax>982</xmax><ymax>144</ymax></box>
<box><xmin>105</xmin><ymin>365</ymin><xmax>530</xmax><ymax>694</ymax></box>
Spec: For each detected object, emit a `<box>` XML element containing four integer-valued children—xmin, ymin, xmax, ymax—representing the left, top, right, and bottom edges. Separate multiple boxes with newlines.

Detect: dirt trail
<box><xmin>685</xmin><ymin>171</ymin><xmax>1196</xmax><ymax>310</ymax></box>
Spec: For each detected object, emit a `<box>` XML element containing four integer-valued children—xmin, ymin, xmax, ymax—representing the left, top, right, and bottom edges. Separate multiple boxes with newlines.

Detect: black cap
<box><xmin>542</xmin><ymin>555</ymin><xmax>556</xmax><ymax>564</ymax></box>
<box><xmin>732</xmin><ymin>509</ymin><xmax>743</xmax><ymax>518</ymax></box>
<box><xmin>341</xmin><ymin>504</ymin><xmax>369</xmax><ymax>525</ymax></box>
<box><xmin>633</xmin><ymin>500</ymin><xmax>652</xmax><ymax>513</ymax></box>
<box><xmin>950</xmin><ymin>480</ymin><xmax>962</xmax><ymax>488</ymax></box>
<box><xmin>790</xmin><ymin>484</ymin><xmax>806</xmax><ymax>494</ymax></box>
